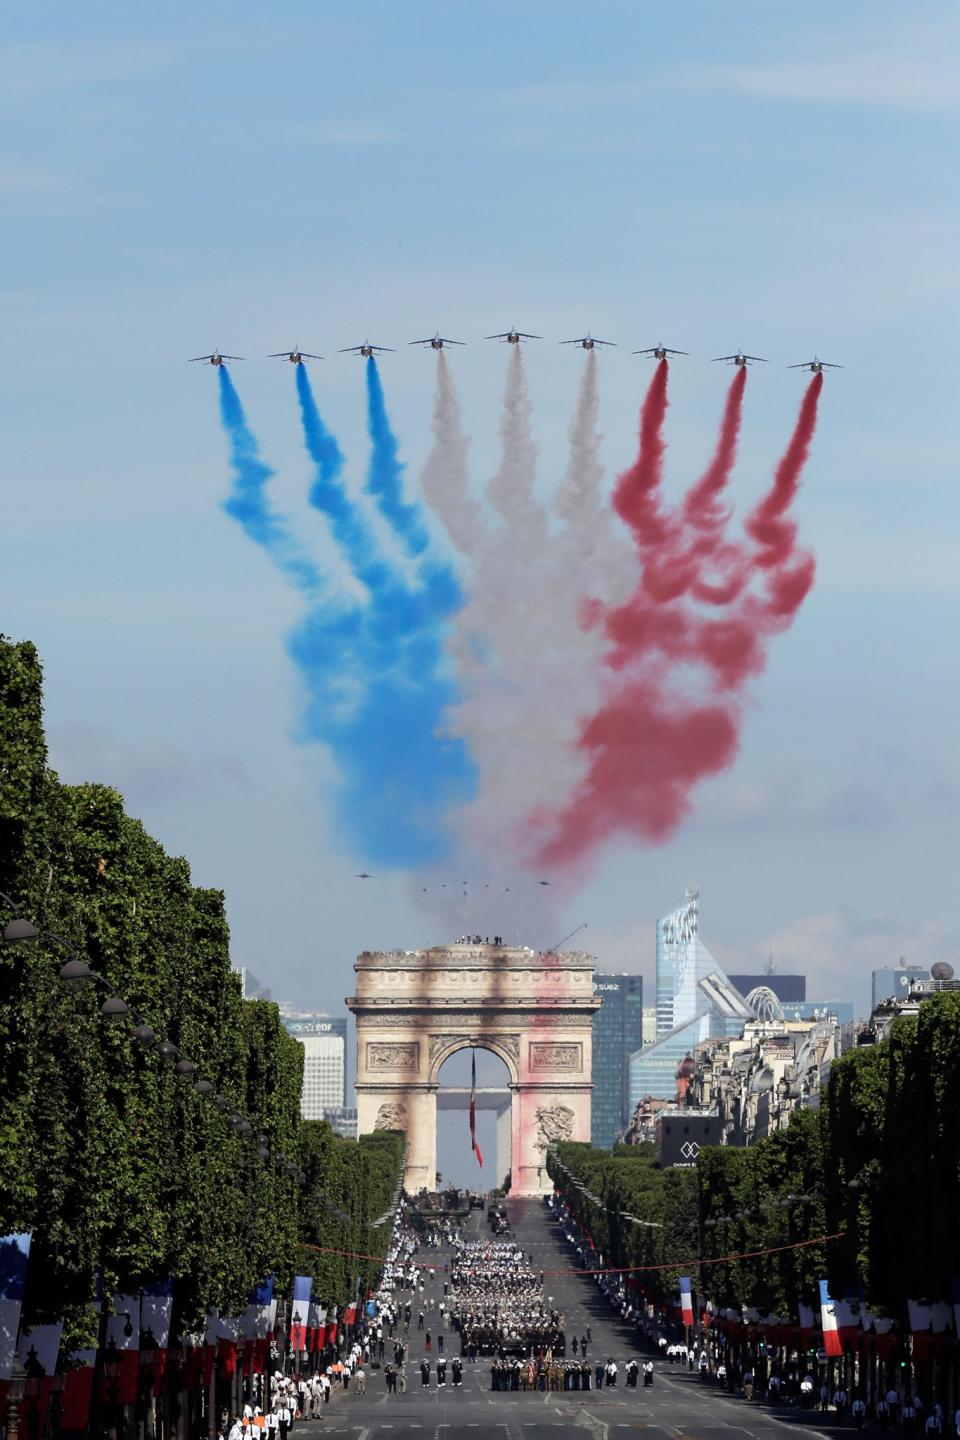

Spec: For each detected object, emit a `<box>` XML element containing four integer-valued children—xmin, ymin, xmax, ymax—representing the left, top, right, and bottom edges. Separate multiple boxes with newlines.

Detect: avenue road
<box><xmin>295</xmin><ymin>1197</ymin><xmax>838</xmax><ymax>1440</ymax></box>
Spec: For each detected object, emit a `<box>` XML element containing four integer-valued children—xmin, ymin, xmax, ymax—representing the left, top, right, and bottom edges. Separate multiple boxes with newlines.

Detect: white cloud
<box><xmin>679</xmin><ymin>51</ymin><xmax>960</xmax><ymax>113</ymax></box>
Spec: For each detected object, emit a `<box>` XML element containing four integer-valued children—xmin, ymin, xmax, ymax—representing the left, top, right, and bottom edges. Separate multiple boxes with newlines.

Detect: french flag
<box><xmin>290</xmin><ymin>1277</ymin><xmax>312</xmax><ymax>1352</ymax></box>
<box><xmin>679</xmin><ymin>1277</ymin><xmax>694</xmax><ymax>1327</ymax></box>
<box><xmin>343</xmin><ymin>1301</ymin><xmax>358</xmax><ymax>1328</ymax></box>
<box><xmin>16</xmin><ymin>1319</ymin><xmax>63</xmax><ymax>1431</ymax></box>
<box><xmin>141</xmin><ymin>1280</ymin><xmax>174</xmax><ymax>1397</ymax></box>
<box><xmin>106</xmin><ymin>1294</ymin><xmax>142</xmax><ymax>1405</ymax></box>
<box><xmin>60</xmin><ymin>1275</ymin><xmax>101</xmax><ymax>1436</ymax></box>
<box><xmin>244</xmin><ymin>1276</ymin><xmax>274</xmax><ymax>1374</ymax></box>
<box><xmin>314</xmin><ymin>1306</ymin><xmax>328</xmax><ymax>1352</ymax></box>
<box><xmin>819</xmin><ymin>1280</ymin><xmax>842</xmax><ymax>1357</ymax></box>
<box><xmin>470</xmin><ymin>1051</ymin><xmax>484</xmax><ymax>1168</ymax></box>
<box><xmin>326</xmin><ymin>1306</ymin><xmax>339</xmax><ymax>1345</ymax></box>
<box><xmin>0</xmin><ymin>1232</ymin><xmax>32</xmax><ymax>1412</ymax></box>
<box><xmin>216</xmin><ymin>1315</ymin><xmax>240</xmax><ymax>1377</ymax></box>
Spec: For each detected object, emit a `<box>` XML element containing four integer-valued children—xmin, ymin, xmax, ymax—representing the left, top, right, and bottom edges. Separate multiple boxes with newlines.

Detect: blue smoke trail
<box><xmin>363</xmin><ymin>356</ymin><xmax>431</xmax><ymax>558</ymax></box>
<box><xmin>286</xmin><ymin>363</ymin><xmax>475</xmax><ymax>866</ymax></box>
<box><xmin>218</xmin><ymin>367</ymin><xmax>320</xmax><ymax>594</ymax></box>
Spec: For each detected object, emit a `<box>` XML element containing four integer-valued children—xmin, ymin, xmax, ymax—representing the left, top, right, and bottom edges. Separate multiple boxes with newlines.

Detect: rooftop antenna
<box><xmin>548</xmin><ymin>922</ymin><xmax>588</xmax><ymax>953</ymax></box>
<box><xmin>765</xmin><ymin>950</ymin><xmax>776</xmax><ymax>975</ymax></box>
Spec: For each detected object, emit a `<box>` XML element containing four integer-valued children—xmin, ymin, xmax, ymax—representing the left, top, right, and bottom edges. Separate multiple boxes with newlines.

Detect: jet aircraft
<box><xmin>339</xmin><ymin>342</ymin><xmax>395</xmax><ymax>357</ymax></box>
<box><xmin>189</xmin><ymin>351</ymin><xmax>243</xmax><ymax>367</ymax></box>
<box><xmin>560</xmin><ymin>335</ymin><xmax>616</xmax><ymax>350</ymax></box>
<box><xmin>633</xmin><ymin>344</ymin><xmax>689</xmax><ymax>360</ymax></box>
<box><xmin>409</xmin><ymin>334</ymin><xmax>466</xmax><ymax>350</ymax></box>
<box><xmin>712</xmin><ymin>351</ymin><xmax>767</xmax><ymax>367</ymax></box>
<box><xmin>268</xmin><ymin>348</ymin><xmax>323</xmax><ymax>364</ymax></box>
<box><xmin>485</xmin><ymin>328</ymin><xmax>542</xmax><ymax>344</ymax></box>
<box><xmin>788</xmin><ymin>357</ymin><xmax>844</xmax><ymax>374</ymax></box>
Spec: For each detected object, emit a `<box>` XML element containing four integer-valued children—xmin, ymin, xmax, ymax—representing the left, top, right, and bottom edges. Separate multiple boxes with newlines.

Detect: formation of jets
<box><xmin>190</xmin><ymin>336</ymin><xmax>843</xmax><ymax>373</ymax></box>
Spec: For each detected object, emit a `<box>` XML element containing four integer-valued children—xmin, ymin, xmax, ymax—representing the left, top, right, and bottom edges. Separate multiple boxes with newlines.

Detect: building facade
<box><xmin>871</xmin><ymin>965</ymin><xmax>927</xmax><ymax>1011</ymax></box>
<box><xmin>631</xmin><ymin>889</ymin><xmax>753</xmax><ymax>1104</ymax></box>
<box><xmin>281</xmin><ymin>1013</ymin><xmax>348</xmax><ymax>1121</ymax></box>
<box><xmin>591</xmin><ymin>972</ymin><xmax>643</xmax><ymax>1148</ymax></box>
<box><xmin>729</xmin><ymin>972</ymin><xmax>806</xmax><ymax>1003</ymax></box>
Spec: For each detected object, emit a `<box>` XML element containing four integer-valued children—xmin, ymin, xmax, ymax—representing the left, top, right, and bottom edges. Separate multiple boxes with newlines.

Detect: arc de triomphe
<box><xmin>346</xmin><ymin>942</ymin><xmax>600</xmax><ymax>1196</ymax></box>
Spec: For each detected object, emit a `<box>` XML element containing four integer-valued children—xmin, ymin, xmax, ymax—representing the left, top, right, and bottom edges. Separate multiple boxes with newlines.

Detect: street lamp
<box><xmin>59</xmin><ymin>958</ymin><xmax>93</xmax><ymax>988</ymax></box>
<box><xmin>5</xmin><ymin>1352</ymin><xmax>26</xmax><ymax>1440</ymax></box>
<box><xmin>100</xmin><ymin>996</ymin><xmax>129</xmax><ymax>1022</ymax></box>
<box><xmin>0</xmin><ymin>891</ymin><xmax>39</xmax><ymax>943</ymax></box>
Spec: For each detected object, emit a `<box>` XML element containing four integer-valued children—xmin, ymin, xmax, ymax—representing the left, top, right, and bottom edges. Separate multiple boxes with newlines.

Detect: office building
<box><xmin>729</xmin><ymin>972</ymin><xmax>806</xmax><ymax>1004</ymax></box>
<box><xmin>780</xmin><ymin>999</ymin><xmax>854</xmax><ymax>1028</ymax></box>
<box><xmin>323</xmin><ymin>1106</ymin><xmax>359</xmax><ymax>1140</ymax></box>
<box><xmin>591</xmin><ymin>973</ymin><xmax>643</xmax><ymax>1148</ymax></box>
<box><xmin>641</xmin><ymin>1006</ymin><xmax>658</xmax><ymax>1045</ymax></box>
<box><xmin>281</xmin><ymin>1012</ymin><xmax>348</xmax><ymax>1121</ymax></box>
<box><xmin>631</xmin><ymin>888</ymin><xmax>754</xmax><ymax>1104</ymax></box>
<box><xmin>871</xmin><ymin>965</ymin><xmax>927</xmax><ymax>1012</ymax></box>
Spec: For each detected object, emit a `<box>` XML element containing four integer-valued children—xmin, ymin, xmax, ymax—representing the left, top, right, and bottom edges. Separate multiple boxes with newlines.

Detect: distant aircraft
<box><xmin>788</xmin><ymin>357</ymin><xmax>844</xmax><ymax>374</ymax></box>
<box><xmin>355</xmin><ymin>872</ymin><xmax>373</xmax><ymax>879</ymax></box>
<box><xmin>339</xmin><ymin>342</ymin><xmax>395</xmax><ymax>357</ymax></box>
<box><xmin>189</xmin><ymin>351</ymin><xmax>243</xmax><ymax>367</ymax></box>
<box><xmin>409</xmin><ymin>334</ymin><xmax>466</xmax><ymax>350</ymax></box>
<box><xmin>268</xmin><ymin>348</ymin><xmax>324</xmax><ymax>364</ymax></box>
<box><xmin>560</xmin><ymin>335</ymin><xmax>616</xmax><ymax>350</ymax></box>
<box><xmin>712</xmin><ymin>351</ymin><xmax>767</xmax><ymax>367</ymax></box>
<box><xmin>632</xmin><ymin>344</ymin><xmax>689</xmax><ymax>360</ymax></box>
<box><xmin>538</xmin><ymin>879</ymin><xmax>551</xmax><ymax>886</ymax></box>
<box><xmin>485</xmin><ymin>328</ymin><xmax>542</xmax><ymax>344</ymax></box>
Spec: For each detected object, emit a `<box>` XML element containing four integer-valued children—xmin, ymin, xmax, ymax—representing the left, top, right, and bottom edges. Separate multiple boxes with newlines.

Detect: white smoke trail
<box><xmin>416</xmin><ymin>347</ymin><xmax>632</xmax><ymax>873</ymax></box>
<box><xmin>419</xmin><ymin>352</ymin><xmax>485</xmax><ymax>555</ymax></box>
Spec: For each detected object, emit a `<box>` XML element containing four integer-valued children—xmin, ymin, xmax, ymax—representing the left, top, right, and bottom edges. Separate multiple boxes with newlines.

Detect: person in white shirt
<box><xmin>264</xmin><ymin>1409</ymin><xmax>279</xmax><ymax>1437</ymax></box>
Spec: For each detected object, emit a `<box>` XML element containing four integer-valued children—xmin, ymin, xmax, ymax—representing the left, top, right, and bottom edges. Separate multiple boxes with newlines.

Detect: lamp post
<box><xmin>21</xmin><ymin>1345</ymin><xmax>44</xmax><ymax>1440</ymax></box>
<box><xmin>5</xmin><ymin>1352</ymin><xmax>27</xmax><ymax>1440</ymax></box>
<box><xmin>102</xmin><ymin>1336</ymin><xmax>121</xmax><ymax>1440</ymax></box>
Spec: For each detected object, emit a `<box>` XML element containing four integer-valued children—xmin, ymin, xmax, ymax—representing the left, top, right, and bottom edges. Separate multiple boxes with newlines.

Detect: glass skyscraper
<box><xmin>631</xmin><ymin>888</ymin><xmax>752</xmax><ymax>1104</ymax></box>
<box><xmin>591</xmin><ymin>973</ymin><xmax>644</xmax><ymax>1148</ymax></box>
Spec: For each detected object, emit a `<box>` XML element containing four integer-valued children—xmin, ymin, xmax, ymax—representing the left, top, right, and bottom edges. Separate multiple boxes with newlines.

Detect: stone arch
<box><xmin>428</xmin><ymin>1033</ymin><xmax>519</xmax><ymax>1086</ymax></box>
<box><xmin>346</xmin><ymin>942</ymin><xmax>600</xmax><ymax>1196</ymax></box>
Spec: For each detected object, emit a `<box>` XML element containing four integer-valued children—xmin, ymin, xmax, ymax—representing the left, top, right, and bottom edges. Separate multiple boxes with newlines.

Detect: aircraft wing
<box><xmin>517</xmin><ymin>332</ymin><xmax>542</xmax><ymax>339</ymax></box>
<box><xmin>665</xmin><ymin>348</ymin><xmax>689</xmax><ymax>355</ymax></box>
<box><xmin>712</xmin><ymin>355</ymin><xmax>738</xmax><ymax>362</ymax></box>
<box><xmin>338</xmin><ymin>346</ymin><xmax>364</xmax><ymax>353</ymax></box>
<box><xmin>408</xmin><ymin>338</ymin><xmax>435</xmax><ymax>346</ymax></box>
<box><xmin>485</xmin><ymin>333</ymin><xmax>511</xmax><ymax>340</ymax></box>
<box><xmin>372</xmin><ymin>346</ymin><xmax>395</xmax><ymax>353</ymax></box>
<box><xmin>744</xmin><ymin>355</ymin><xmax>767</xmax><ymax>362</ymax></box>
<box><xmin>189</xmin><ymin>355</ymin><xmax>214</xmax><ymax>362</ymax></box>
<box><xmin>593</xmin><ymin>339</ymin><xmax>616</xmax><ymax>347</ymax></box>
<box><xmin>300</xmin><ymin>352</ymin><xmax>324</xmax><ymax>359</ymax></box>
<box><xmin>220</xmin><ymin>354</ymin><xmax>244</xmax><ymax>360</ymax></box>
<box><xmin>560</xmin><ymin>338</ymin><xmax>587</xmax><ymax>345</ymax></box>
<box><xmin>439</xmin><ymin>338</ymin><xmax>466</xmax><ymax>345</ymax></box>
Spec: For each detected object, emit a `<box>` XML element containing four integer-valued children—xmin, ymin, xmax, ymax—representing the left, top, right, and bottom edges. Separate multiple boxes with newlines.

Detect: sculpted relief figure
<box><xmin>374</xmin><ymin>1100</ymin><xmax>408</xmax><ymax>1131</ymax></box>
<box><xmin>534</xmin><ymin>1103</ymin><xmax>575</xmax><ymax>1153</ymax></box>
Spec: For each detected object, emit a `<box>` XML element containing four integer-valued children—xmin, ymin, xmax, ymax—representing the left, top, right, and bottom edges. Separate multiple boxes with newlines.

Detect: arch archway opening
<box><xmin>435</xmin><ymin>1045</ymin><xmax>511</xmax><ymax>1191</ymax></box>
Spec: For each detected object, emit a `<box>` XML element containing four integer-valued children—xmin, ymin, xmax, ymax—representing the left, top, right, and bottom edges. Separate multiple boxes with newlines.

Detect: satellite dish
<box><xmin>930</xmin><ymin>961</ymin><xmax>955</xmax><ymax>982</ymax></box>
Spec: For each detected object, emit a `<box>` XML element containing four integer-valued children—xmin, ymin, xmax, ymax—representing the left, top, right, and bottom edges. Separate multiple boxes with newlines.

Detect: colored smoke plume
<box><xmin>218</xmin><ymin>367</ymin><xmax>320</xmax><ymax>594</ymax></box>
<box><xmin>364</xmin><ymin>355</ymin><xmax>431</xmax><ymax>559</ymax></box>
<box><xmin>219</xmin><ymin>363</ymin><xmax>473</xmax><ymax>866</ymax></box>
<box><xmin>612</xmin><ymin>357</ymin><xmax>674</xmax><ymax>552</ymax></box>
<box><xmin>529</xmin><ymin>372</ymin><xmax>823</xmax><ymax>870</ymax></box>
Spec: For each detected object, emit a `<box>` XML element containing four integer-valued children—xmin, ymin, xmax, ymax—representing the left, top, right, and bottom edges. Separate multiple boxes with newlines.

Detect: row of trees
<box><xmin>550</xmin><ymin>993</ymin><xmax>960</xmax><ymax>1323</ymax></box>
<box><xmin>0</xmin><ymin>637</ymin><xmax>403</xmax><ymax>1347</ymax></box>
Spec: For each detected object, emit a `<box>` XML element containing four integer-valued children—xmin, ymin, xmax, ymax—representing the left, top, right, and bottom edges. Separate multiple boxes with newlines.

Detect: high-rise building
<box><xmin>729</xmin><ymin>972</ymin><xmax>806</xmax><ymax>1003</ymax></box>
<box><xmin>871</xmin><ymin>966</ymin><xmax>926</xmax><ymax>1012</ymax></box>
<box><xmin>641</xmin><ymin>1006</ymin><xmax>658</xmax><ymax>1045</ymax></box>
<box><xmin>631</xmin><ymin>889</ymin><xmax>753</xmax><ymax>1104</ymax></box>
<box><xmin>281</xmin><ymin>1013</ymin><xmax>348</xmax><ymax>1121</ymax></box>
<box><xmin>591</xmin><ymin>973</ymin><xmax>644</xmax><ymax>1148</ymax></box>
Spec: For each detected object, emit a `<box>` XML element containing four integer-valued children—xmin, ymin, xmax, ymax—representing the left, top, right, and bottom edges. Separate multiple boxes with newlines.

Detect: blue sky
<box><xmin>3</xmin><ymin>0</ymin><xmax>959</xmax><ymax>1074</ymax></box>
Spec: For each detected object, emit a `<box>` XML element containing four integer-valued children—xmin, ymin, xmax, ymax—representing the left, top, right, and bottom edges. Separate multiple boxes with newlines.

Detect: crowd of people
<box><xmin>448</xmin><ymin>1237</ymin><xmax>565</xmax><ymax>1356</ymax></box>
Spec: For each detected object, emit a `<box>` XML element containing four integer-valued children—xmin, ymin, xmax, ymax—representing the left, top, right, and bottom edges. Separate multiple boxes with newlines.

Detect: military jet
<box><xmin>339</xmin><ymin>342</ymin><xmax>395</xmax><ymax>357</ymax></box>
<box><xmin>485</xmin><ymin>328</ymin><xmax>542</xmax><ymax>344</ymax></box>
<box><xmin>632</xmin><ymin>344</ymin><xmax>689</xmax><ymax>360</ymax></box>
<box><xmin>788</xmin><ymin>357</ymin><xmax>844</xmax><ymax>374</ymax></box>
<box><xmin>268</xmin><ymin>348</ymin><xmax>324</xmax><ymax>364</ymax></box>
<box><xmin>355</xmin><ymin>872</ymin><xmax>373</xmax><ymax>880</ymax></box>
<box><xmin>712</xmin><ymin>351</ymin><xmax>767</xmax><ymax>367</ymax></box>
<box><xmin>560</xmin><ymin>334</ymin><xmax>616</xmax><ymax>350</ymax></box>
<box><xmin>189</xmin><ymin>351</ymin><xmax>243</xmax><ymax>367</ymax></box>
<box><xmin>409</xmin><ymin>334</ymin><xmax>466</xmax><ymax>350</ymax></box>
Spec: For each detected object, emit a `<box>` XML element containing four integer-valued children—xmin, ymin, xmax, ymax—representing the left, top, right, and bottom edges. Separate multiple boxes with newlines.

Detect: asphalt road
<box><xmin>296</xmin><ymin>1197</ymin><xmax>835</xmax><ymax>1440</ymax></box>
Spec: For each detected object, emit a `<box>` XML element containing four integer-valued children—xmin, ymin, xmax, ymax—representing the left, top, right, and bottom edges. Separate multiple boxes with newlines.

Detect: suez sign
<box><xmin>284</xmin><ymin>1022</ymin><xmax>344</xmax><ymax>1036</ymax></box>
<box><xmin>594</xmin><ymin>983</ymin><xmax>622</xmax><ymax>992</ymax></box>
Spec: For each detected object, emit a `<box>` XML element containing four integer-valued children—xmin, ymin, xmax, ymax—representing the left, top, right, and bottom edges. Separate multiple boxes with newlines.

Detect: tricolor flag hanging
<box><xmin>313</xmin><ymin>1306</ymin><xmax>327</xmax><ymax>1353</ymax></box>
<box><xmin>290</xmin><ymin>1277</ymin><xmax>312</xmax><ymax>1352</ymax></box>
<box><xmin>818</xmin><ymin>1280</ymin><xmax>843</xmax><ymax>1357</ymax></box>
<box><xmin>60</xmin><ymin>1273</ymin><xmax>102</xmax><ymax>1436</ymax></box>
<box><xmin>679</xmin><ymin>1277</ymin><xmax>694</xmax><ymax>1327</ymax></box>
<box><xmin>470</xmin><ymin>1050</ymin><xmax>484</xmax><ymax>1168</ymax></box>
<box><xmin>141</xmin><ymin>1279</ymin><xmax>174</xmax><ymax>1397</ymax></box>
<box><xmin>0</xmin><ymin>1233</ymin><xmax>32</xmax><ymax>1412</ymax></box>
<box><xmin>105</xmin><ymin>1293</ymin><xmax>142</xmax><ymax>1405</ymax></box>
<box><xmin>243</xmin><ymin>1276</ymin><xmax>274</xmax><ymax>1374</ymax></box>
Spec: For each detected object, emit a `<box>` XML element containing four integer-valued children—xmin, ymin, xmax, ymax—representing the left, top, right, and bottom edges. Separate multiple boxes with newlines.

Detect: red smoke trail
<box><xmin>612</xmin><ymin>359</ymin><xmax>675</xmax><ymax>551</ymax></box>
<box><xmin>531</xmin><ymin>374</ymin><xmax>823</xmax><ymax>869</ymax></box>
<box><xmin>640</xmin><ymin>366</ymin><xmax>748</xmax><ymax>605</ymax></box>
